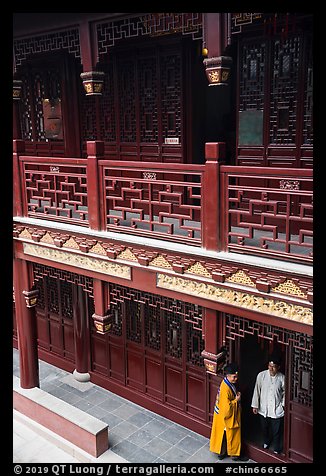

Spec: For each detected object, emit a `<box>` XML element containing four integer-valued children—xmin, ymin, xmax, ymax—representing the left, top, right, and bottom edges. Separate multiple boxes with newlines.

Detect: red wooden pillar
<box><xmin>202</xmin><ymin>308</ymin><xmax>226</xmax><ymax>375</ymax></box>
<box><xmin>203</xmin><ymin>13</ymin><xmax>232</xmax><ymax>86</ymax></box>
<box><xmin>202</xmin><ymin>142</ymin><xmax>225</xmax><ymax>251</ymax></box>
<box><xmin>13</xmin><ymin>139</ymin><xmax>25</xmax><ymax>217</ymax></box>
<box><xmin>13</xmin><ymin>258</ymin><xmax>39</xmax><ymax>388</ymax></box>
<box><xmin>86</xmin><ymin>140</ymin><xmax>104</xmax><ymax>231</ymax></box>
<box><xmin>72</xmin><ymin>285</ymin><xmax>90</xmax><ymax>382</ymax></box>
<box><xmin>92</xmin><ymin>278</ymin><xmax>112</xmax><ymax>334</ymax></box>
<box><xmin>79</xmin><ymin>20</ymin><xmax>105</xmax><ymax>96</ymax></box>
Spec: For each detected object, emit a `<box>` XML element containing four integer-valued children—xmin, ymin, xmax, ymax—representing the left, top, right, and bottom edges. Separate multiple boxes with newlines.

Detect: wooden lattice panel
<box><xmin>291</xmin><ymin>345</ymin><xmax>313</xmax><ymax>406</ymax></box>
<box><xmin>14</xmin><ymin>29</ymin><xmax>81</xmax><ymax>70</ymax></box>
<box><xmin>24</xmin><ymin>163</ymin><xmax>88</xmax><ymax>224</ymax></box>
<box><xmin>104</xmin><ymin>169</ymin><xmax>202</xmax><ymax>242</ymax></box>
<box><xmin>33</xmin><ymin>263</ymin><xmax>93</xmax><ymax>296</ymax></box>
<box><xmin>226</xmin><ymin>171</ymin><xmax>313</xmax><ymax>260</ymax></box>
<box><xmin>239</xmin><ymin>40</ymin><xmax>266</xmax><ymax>112</ymax></box>
<box><xmin>109</xmin><ymin>283</ymin><xmax>203</xmax><ymax>362</ymax></box>
<box><xmin>226</xmin><ymin>314</ymin><xmax>312</xmax><ymax>352</ymax></box>
<box><xmin>269</xmin><ymin>36</ymin><xmax>301</xmax><ymax>145</ymax></box>
<box><xmin>97</xmin><ymin>14</ymin><xmax>202</xmax><ymax>54</ymax></box>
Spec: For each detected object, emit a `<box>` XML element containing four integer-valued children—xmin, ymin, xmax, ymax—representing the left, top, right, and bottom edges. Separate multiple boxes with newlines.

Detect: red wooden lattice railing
<box><xmin>13</xmin><ymin>140</ymin><xmax>313</xmax><ymax>263</ymax></box>
<box><xmin>220</xmin><ymin>166</ymin><xmax>313</xmax><ymax>263</ymax></box>
<box><xmin>98</xmin><ymin>160</ymin><xmax>204</xmax><ymax>244</ymax></box>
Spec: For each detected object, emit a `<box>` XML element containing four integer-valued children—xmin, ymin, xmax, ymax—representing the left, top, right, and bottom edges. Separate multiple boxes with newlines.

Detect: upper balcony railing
<box><xmin>13</xmin><ymin>140</ymin><xmax>313</xmax><ymax>264</ymax></box>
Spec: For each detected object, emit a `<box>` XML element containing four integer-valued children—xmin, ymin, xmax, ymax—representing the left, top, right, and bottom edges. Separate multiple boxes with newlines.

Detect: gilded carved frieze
<box><xmin>271</xmin><ymin>279</ymin><xmax>307</xmax><ymax>299</ymax></box>
<box><xmin>13</xmin><ymin>223</ymin><xmax>312</xmax><ymax>302</ymax></box>
<box><xmin>40</xmin><ymin>232</ymin><xmax>55</xmax><ymax>244</ymax></box>
<box><xmin>149</xmin><ymin>254</ymin><xmax>173</xmax><ymax>269</ymax></box>
<box><xmin>157</xmin><ymin>273</ymin><xmax>313</xmax><ymax>326</ymax></box>
<box><xmin>63</xmin><ymin>237</ymin><xmax>79</xmax><ymax>249</ymax></box>
<box><xmin>186</xmin><ymin>262</ymin><xmax>212</xmax><ymax>278</ymax></box>
<box><xmin>226</xmin><ymin>269</ymin><xmax>256</xmax><ymax>287</ymax></box>
<box><xmin>23</xmin><ymin>243</ymin><xmax>131</xmax><ymax>280</ymax></box>
<box><xmin>117</xmin><ymin>248</ymin><xmax>138</xmax><ymax>262</ymax></box>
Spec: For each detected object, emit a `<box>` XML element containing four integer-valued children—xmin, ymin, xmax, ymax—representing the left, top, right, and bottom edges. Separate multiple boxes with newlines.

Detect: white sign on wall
<box><xmin>164</xmin><ymin>137</ymin><xmax>179</xmax><ymax>145</ymax></box>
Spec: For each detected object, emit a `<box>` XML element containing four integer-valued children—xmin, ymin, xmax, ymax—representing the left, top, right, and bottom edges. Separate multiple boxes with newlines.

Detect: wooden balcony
<box><xmin>13</xmin><ymin>140</ymin><xmax>313</xmax><ymax>265</ymax></box>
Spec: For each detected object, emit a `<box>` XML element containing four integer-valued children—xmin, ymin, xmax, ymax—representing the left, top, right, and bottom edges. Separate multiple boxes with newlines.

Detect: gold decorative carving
<box><xmin>63</xmin><ymin>237</ymin><xmax>79</xmax><ymax>249</ymax></box>
<box><xmin>89</xmin><ymin>242</ymin><xmax>107</xmax><ymax>255</ymax></box>
<box><xmin>40</xmin><ymin>232</ymin><xmax>55</xmax><ymax>244</ymax></box>
<box><xmin>226</xmin><ymin>270</ymin><xmax>255</xmax><ymax>287</ymax></box>
<box><xmin>149</xmin><ymin>255</ymin><xmax>173</xmax><ymax>269</ymax></box>
<box><xmin>157</xmin><ymin>274</ymin><xmax>313</xmax><ymax>325</ymax></box>
<box><xmin>272</xmin><ymin>279</ymin><xmax>307</xmax><ymax>299</ymax></box>
<box><xmin>186</xmin><ymin>262</ymin><xmax>212</xmax><ymax>278</ymax></box>
<box><xmin>117</xmin><ymin>248</ymin><xmax>138</xmax><ymax>261</ymax></box>
<box><xmin>19</xmin><ymin>228</ymin><xmax>33</xmax><ymax>240</ymax></box>
<box><xmin>23</xmin><ymin>243</ymin><xmax>131</xmax><ymax>279</ymax></box>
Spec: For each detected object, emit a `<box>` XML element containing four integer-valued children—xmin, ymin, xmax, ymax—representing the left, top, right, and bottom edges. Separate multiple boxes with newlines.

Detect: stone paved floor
<box><xmin>13</xmin><ymin>348</ymin><xmax>255</xmax><ymax>464</ymax></box>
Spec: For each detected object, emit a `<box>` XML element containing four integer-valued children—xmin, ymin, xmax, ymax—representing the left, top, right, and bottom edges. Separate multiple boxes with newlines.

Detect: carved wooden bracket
<box><xmin>92</xmin><ymin>312</ymin><xmax>113</xmax><ymax>334</ymax></box>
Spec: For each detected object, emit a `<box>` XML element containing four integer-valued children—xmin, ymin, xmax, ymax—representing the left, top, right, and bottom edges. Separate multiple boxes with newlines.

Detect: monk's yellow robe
<box><xmin>209</xmin><ymin>377</ymin><xmax>241</xmax><ymax>457</ymax></box>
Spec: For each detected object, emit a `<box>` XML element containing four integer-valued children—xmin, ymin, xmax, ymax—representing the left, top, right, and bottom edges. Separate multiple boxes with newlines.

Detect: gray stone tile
<box><xmin>175</xmin><ymin>435</ymin><xmax>207</xmax><ymax>454</ymax></box>
<box><xmin>126</xmin><ymin>428</ymin><xmax>154</xmax><ymax>447</ymax></box>
<box><xmin>97</xmin><ymin>397</ymin><xmax>124</xmax><ymax>412</ymax></box>
<box><xmin>160</xmin><ymin>445</ymin><xmax>191</xmax><ymax>463</ymax></box>
<box><xmin>143</xmin><ymin>436</ymin><xmax>173</xmax><ymax>457</ymax></box>
<box><xmin>100</xmin><ymin>412</ymin><xmax>124</xmax><ymax>428</ymax></box>
<box><xmin>83</xmin><ymin>390</ymin><xmax>109</xmax><ymax>405</ymax></box>
<box><xmin>158</xmin><ymin>425</ymin><xmax>192</xmax><ymax>444</ymax></box>
<box><xmin>127</xmin><ymin>447</ymin><xmax>157</xmax><ymax>463</ymax></box>
<box><xmin>107</xmin><ymin>430</ymin><xmax>123</xmax><ymax>448</ymax></box>
<box><xmin>111</xmin><ymin>403</ymin><xmax>141</xmax><ymax>420</ymax></box>
<box><xmin>47</xmin><ymin>387</ymin><xmax>70</xmax><ymax>399</ymax></box>
<box><xmin>110</xmin><ymin>440</ymin><xmax>139</xmax><ymax>459</ymax></box>
<box><xmin>153</xmin><ymin>458</ymin><xmax>168</xmax><ymax>463</ymax></box>
<box><xmin>141</xmin><ymin>418</ymin><xmax>170</xmax><ymax>437</ymax></box>
<box><xmin>126</xmin><ymin>411</ymin><xmax>154</xmax><ymax>428</ymax></box>
<box><xmin>185</xmin><ymin>443</ymin><xmax>218</xmax><ymax>463</ymax></box>
<box><xmin>59</xmin><ymin>392</ymin><xmax>83</xmax><ymax>405</ymax></box>
<box><xmin>39</xmin><ymin>382</ymin><xmax>57</xmax><ymax>393</ymax></box>
<box><xmin>85</xmin><ymin>405</ymin><xmax>110</xmax><ymax>420</ymax></box>
<box><xmin>152</xmin><ymin>413</ymin><xmax>175</xmax><ymax>426</ymax></box>
<box><xmin>112</xmin><ymin>420</ymin><xmax>139</xmax><ymax>438</ymax></box>
<box><xmin>73</xmin><ymin>399</ymin><xmax>93</xmax><ymax>411</ymax></box>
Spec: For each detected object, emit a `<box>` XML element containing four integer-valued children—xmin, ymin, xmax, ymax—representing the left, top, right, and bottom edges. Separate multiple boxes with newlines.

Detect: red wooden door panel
<box><xmin>90</xmin><ymin>333</ymin><xmax>107</xmax><ymax>375</ymax></box>
<box><xmin>35</xmin><ymin>277</ymin><xmax>75</xmax><ymax>363</ymax></box>
<box><xmin>108</xmin><ymin>337</ymin><xmax>126</xmax><ymax>383</ymax></box>
<box><xmin>145</xmin><ymin>354</ymin><xmax>163</xmax><ymax>399</ymax></box>
<box><xmin>126</xmin><ymin>347</ymin><xmax>145</xmax><ymax>391</ymax></box>
<box><xmin>186</xmin><ymin>371</ymin><xmax>206</xmax><ymax>419</ymax></box>
<box><xmin>165</xmin><ymin>365</ymin><xmax>184</xmax><ymax>409</ymax></box>
<box><xmin>89</xmin><ymin>285</ymin><xmax>211</xmax><ymax>429</ymax></box>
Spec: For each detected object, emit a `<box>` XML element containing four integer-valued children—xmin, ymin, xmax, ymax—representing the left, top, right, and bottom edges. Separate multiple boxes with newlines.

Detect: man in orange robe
<box><xmin>210</xmin><ymin>363</ymin><xmax>248</xmax><ymax>461</ymax></box>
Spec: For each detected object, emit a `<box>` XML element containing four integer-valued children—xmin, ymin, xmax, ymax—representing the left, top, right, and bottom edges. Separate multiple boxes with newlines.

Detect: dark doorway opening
<box><xmin>239</xmin><ymin>333</ymin><xmax>286</xmax><ymax>448</ymax></box>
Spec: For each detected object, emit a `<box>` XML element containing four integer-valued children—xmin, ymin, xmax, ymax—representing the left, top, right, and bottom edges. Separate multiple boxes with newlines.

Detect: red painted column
<box><xmin>202</xmin><ymin>308</ymin><xmax>226</xmax><ymax>375</ymax></box>
<box><xmin>202</xmin><ymin>142</ymin><xmax>225</xmax><ymax>251</ymax></box>
<box><xmin>86</xmin><ymin>141</ymin><xmax>104</xmax><ymax>231</ymax></box>
<box><xmin>91</xmin><ymin>278</ymin><xmax>112</xmax><ymax>334</ymax></box>
<box><xmin>13</xmin><ymin>139</ymin><xmax>25</xmax><ymax>217</ymax></box>
<box><xmin>72</xmin><ymin>285</ymin><xmax>90</xmax><ymax>382</ymax></box>
<box><xmin>13</xmin><ymin>258</ymin><xmax>39</xmax><ymax>388</ymax></box>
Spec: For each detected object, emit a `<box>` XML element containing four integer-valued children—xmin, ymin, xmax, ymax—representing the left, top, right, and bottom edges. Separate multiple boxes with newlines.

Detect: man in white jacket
<box><xmin>251</xmin><ymin>356</ymin><xmax>285</xmax><ymax>454</ymax></box>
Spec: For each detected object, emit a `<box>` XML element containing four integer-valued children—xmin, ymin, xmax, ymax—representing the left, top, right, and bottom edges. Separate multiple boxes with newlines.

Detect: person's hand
<box><xmin>236</xmin><ymin>391</ymin><xmax>241</xmax><ymax>401</ymax></box>
<box><xmin>252</xmin><ymin>407</ymin><xmax>258</xmax><ymax>414</ymax></box>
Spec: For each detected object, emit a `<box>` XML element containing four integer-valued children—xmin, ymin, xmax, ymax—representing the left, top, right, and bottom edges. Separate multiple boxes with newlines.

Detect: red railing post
<box><xmin>202</xmin><ymin>142</ymin><xmax>225</xmax><ymax>251</ymax></box>
<box><xmin>86</xmin><ymin>141</ymin><xmax>104</xmax><ymax>231</ymax></box>
<box><xmin>13</xmin><ymin>139</ymin><xmax>25</xmax><ymax>217</ymax></box>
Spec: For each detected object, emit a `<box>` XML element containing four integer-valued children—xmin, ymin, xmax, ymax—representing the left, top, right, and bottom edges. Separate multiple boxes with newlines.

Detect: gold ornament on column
<box><xmin>80</xmin><ymin>71</ymin><xmax>105</xmax><ymax>96</ymax></box>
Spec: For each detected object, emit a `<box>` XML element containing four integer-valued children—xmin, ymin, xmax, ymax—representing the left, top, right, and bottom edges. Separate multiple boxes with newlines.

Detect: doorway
<box><xmin>238</xmin><ymin>333</ymin><xmax>286</xmax><ymax>448</ymax></box>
